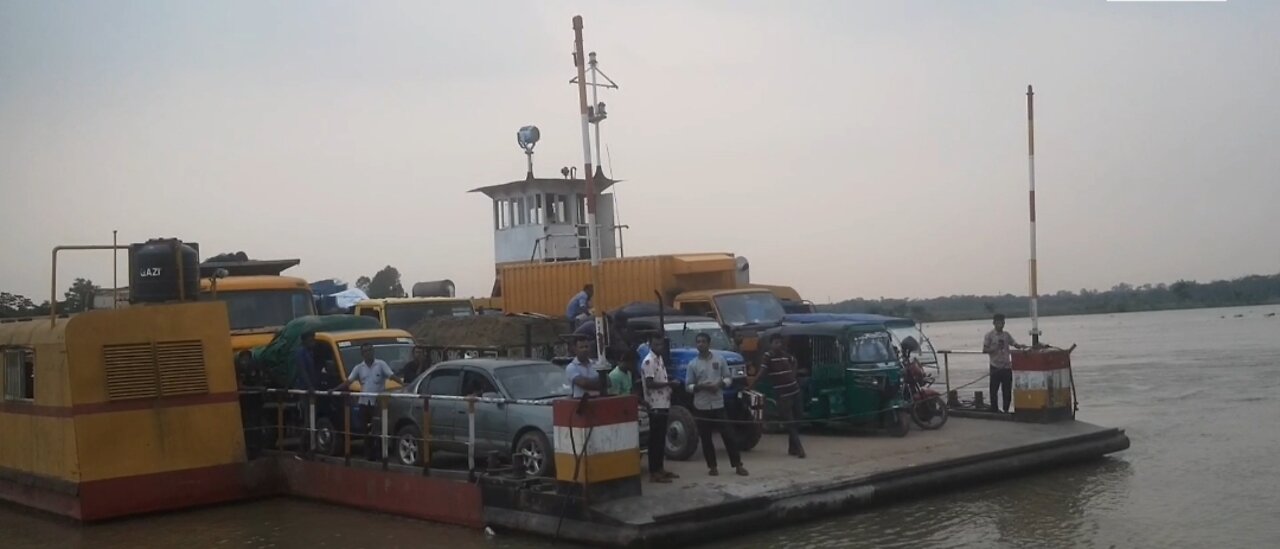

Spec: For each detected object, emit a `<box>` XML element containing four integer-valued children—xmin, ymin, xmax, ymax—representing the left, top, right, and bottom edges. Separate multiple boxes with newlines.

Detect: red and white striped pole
<box><xmin>1026</xmin><ymin>84</ymin><xmax>1042</xmax><ymax>347</ymax></box>
<box><xmin>573</xmin><ymin>16</ymin><xmax>605</xmax><ymax>359</ymax></box>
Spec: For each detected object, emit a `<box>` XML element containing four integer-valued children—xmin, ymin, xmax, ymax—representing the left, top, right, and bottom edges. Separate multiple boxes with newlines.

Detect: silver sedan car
<box><xmin>387</xmin><ymin>359</ymin><xmax>647</xmax><ymax>477</ymax></box>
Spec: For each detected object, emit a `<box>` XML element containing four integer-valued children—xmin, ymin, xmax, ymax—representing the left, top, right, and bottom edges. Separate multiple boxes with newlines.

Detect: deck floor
<box><xmin>594</xmin><ymin>417</ymin><xmax>1116</xmax><ymax>525</ymax></box>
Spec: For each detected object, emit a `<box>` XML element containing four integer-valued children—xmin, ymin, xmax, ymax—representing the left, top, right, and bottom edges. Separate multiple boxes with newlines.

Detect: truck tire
<box><xmin>665</xmin><ymin>405</ymin><xmax>699</xmax><ymax>461</ymax></box>
<box><xmin>313</xmin><ymin>417</ymin><xmax>338</xmax><ymax>456</ymax></box>
<box><xmin>735</xmin><ymin>423</ymin><xmax>762</xmax><ymax>452</ymax></box>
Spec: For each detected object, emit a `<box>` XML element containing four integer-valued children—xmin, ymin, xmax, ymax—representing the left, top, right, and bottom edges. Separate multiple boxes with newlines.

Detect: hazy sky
<box><xmin>2</xmin><ymin>0</ymin><xmax>1277</xmax><ymax>303</ymax></box>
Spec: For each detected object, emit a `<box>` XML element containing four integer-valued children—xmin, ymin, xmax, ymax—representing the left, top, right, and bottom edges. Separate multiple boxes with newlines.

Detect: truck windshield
<box><xmin>665</xmin><ymin>322</ymin><xmax>734</xmax><ymax>351</ymax></box>
<box><xmin>211</xmin><ymin>290</ymin><xmax>315</xmax><ymax>331</ymax></box>
<box><xmin>495</xmin><ymin>363</ymin><xmax>571</xmax><ymax>400</ymax></box>
<box><xmin>714</xmin><ymin>292</ymin><xmax>786</xmax><ymax>327</ymax></box>
<box><xmin>338</xmin><ymin>342</ymin><xmax>415</xmax><ymax>376</ymax></box>
<box><xmin>385</xmin><ymin>301</ymin><xmax>475</xmax><ymax>331</ymax></box>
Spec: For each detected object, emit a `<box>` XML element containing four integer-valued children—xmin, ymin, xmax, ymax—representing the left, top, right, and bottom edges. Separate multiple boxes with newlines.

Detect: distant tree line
<box><xmin>819</xmin><ymin>273</ymin><xmax>1280</xmax><ymax>322</ymax></box>
<box><xmin>1</xmin><ymin>278</ymin><xmax>103</xmax><ymax>319</ymax></box>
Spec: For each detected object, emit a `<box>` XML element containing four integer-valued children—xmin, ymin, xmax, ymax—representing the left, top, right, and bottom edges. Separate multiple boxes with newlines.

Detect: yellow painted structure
<box><xmin>0</xmin><ymin>302</ymin><xmax>246</xmax><ymax>519</ymax></box>
<box><xmin>498</xmin><ymin>253</ymin><xmax>740</xmax><ymax>316</ymax></box>
<box><xmin>316</xmin><ymin>329</ymin><xmax>416</xmax><ymax>391</ymax></box>
<box><xmin>353</xmin><ymin>298</ymin><xmax>476</xmax><ymax>331</ymax></box>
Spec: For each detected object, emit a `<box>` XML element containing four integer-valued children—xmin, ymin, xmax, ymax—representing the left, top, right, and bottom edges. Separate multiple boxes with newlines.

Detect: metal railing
<box><xmin>242</xmin><ymin>388</ymin><xmax>554</xmax><ymax>476</ymax></box>
<box><xmin>936</xmin><ymin>349</ymin><xmax>987</xmax><ymax>396</ymax></box>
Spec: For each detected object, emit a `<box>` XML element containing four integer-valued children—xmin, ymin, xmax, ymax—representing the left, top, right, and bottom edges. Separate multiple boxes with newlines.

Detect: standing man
<box><xmin>983</xmin><ymin>314</ymin><xmax>1025</xmax><ymax>413</ymax></box>
<box><xmin>565</xmin><ymin>284</ymin><xmax>594</xmax><ymax>329</ymax></box>
<box><xmin>401</xmin><ymin>346</ymin><xmax>430</xmax><ymax>384</ymax></box>
<box><xmin>293</xmin><ymin>331</ymin><xmax>319</xmax><ymax>391</ymax></box>
<box><xmin>607</xmin><ymin>354</ymin><xmax>635</xmax><ymax>397</ymax></box>
<box><xmin>640</xmin><ymin>333</ymin><xmax>678</xmax><ymax>483</ymax></box>
<box><xmin>565</xmin><ymin>336</ymin><xmax>608</xmax><ymax>398</ymax></box>
<box><xmin>752</xmin><ymin>334</ymin><xmax>806</xmax><ymax>458</ymax></box>
<box><xmin>333</xmin><ymin>344</ymin><xmax>400</xmax><ymax>460</ymax></box>
<box><xmin>685</xmin><ymin>333</ymin><xmax>748</xmax><ymax>477</ymax></box>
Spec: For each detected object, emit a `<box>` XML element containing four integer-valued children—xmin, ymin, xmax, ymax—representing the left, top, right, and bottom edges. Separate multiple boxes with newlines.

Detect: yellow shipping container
<box><xmin>498</xmin><ymin>254</ymin><xmax>740</xmax><ymax>316</ymax></box>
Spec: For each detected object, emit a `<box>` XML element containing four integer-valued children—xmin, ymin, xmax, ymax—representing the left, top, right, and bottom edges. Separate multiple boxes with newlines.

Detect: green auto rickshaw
<box><xmin>755</xmin><ymin>321</ymin><xmax>911</xmax><ymax>437</ymax></box>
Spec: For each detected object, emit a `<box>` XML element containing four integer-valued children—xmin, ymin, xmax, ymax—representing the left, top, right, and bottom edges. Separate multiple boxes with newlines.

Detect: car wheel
<box><xmin>886</xmin><ymin>408</ymin><xmax>910</xmax><ymax>438</ymax></box>
<box><xmin>396</xmin><ymin>424</ymin><xmax>422</xmax><ymax>466</ymax></box>
<box><xmin>664</xmin><ymin>405</ymin><xmax>699</xmax><ymax>461</ymax></box>
<box><xmin>515</xmin><ymin>430</ymin><xmax>553</xmax><ymax>477</ymax></box>
<box><xmin>314</xmin><ymin>417</ymin><xmax>337</xmax><ymax>456</ymax></box>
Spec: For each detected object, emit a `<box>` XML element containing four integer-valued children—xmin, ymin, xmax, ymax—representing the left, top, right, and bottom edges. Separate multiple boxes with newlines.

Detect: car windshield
<box><xmin>210</xmin><ymin>290</ymin><xmax>315</xmax><ymax>331</ymax></box>
<box><xmin>714</xmin><ymin>292</ymin><xmax>786</xmax><ymax>327</ymax></box>
<box><xmin>385</xmin><ymin>301</ymin><xmax>475</xmax><ymax>331</ymax></box>
<box><xmin>849</xmin><ymin>334</ymin><xmax>895</xmax><ymax>365</ymax></box>
<box><xmin>338</xmin><ymin>342</ymin><xmax>415</xmax><ymax>376</ymax></box>
<box><xmin>495</xmin><ymin>362</ymin><xmax>571</xmax><ymax>400</ymax></box>
<box><xmin>664</xmin><ymin>322</ymin><xmax>734</xmax><ymax>351</ymax></box>
<box><xmin>888</xmin><ymin>325</ymin><xmax>938</xmax><ymax>365</ymax></box>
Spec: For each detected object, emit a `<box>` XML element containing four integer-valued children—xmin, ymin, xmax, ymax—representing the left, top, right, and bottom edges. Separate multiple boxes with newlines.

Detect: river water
<box><xmin>4</xmin><ymin>305</ymin><xmax>1279</xmax><ymax>548</ymax></box>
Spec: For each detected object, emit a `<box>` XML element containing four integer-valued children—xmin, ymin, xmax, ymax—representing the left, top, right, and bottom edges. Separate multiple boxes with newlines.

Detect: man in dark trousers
<box><xmin>640</xmin><ymin>333</ymin><xmax>678</xmax><ymax>483</ymax></box>
<box><xmin>685</xmin><ymin>333</ymin><xmax>748</xmax><ymax>477</ymax></box>
<box><xmin>752</xmin><ymin>334</ymin><xmax>806</xmax><ymax>458</ymax></box>
<box><xmin>983</xmin><ymin>314</ymin><xmax>1025</xmax><ymax>413</ymax></box>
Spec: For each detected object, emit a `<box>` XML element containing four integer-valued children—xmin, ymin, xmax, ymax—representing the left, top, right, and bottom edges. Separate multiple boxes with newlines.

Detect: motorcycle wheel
<box><xmin>911</xmin><ymin>398</ymin><xmax>948</xmax><ymax>430</ymax></box>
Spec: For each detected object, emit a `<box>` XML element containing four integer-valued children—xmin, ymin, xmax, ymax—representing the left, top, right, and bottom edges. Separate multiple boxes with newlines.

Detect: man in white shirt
<box><xmin>640</xmin><ymin>333</ymin><xmax>678</xmax><ymax>483</ymax></box>
<box><xmin>334</xmin><ymin>344</ymin><xmax>400</xmax><ymax>459</ymax></box>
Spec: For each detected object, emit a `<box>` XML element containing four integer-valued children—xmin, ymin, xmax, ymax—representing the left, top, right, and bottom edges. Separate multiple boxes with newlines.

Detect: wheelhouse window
<box><xmin>2</xmin><ymin>347</ymin><xmax>35</xmax><ymax>401</ymax></box>
<box><xmin>338</xmin><ymin>340</ymin><xmax>415</xmax><ymax>376</ymax></box>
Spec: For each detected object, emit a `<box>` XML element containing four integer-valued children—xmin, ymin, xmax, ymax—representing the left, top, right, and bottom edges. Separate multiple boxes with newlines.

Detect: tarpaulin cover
<box><xmin>252</xmin><ymin>314</ymin><xmax>380</xmax><ymax>386</ymax></box>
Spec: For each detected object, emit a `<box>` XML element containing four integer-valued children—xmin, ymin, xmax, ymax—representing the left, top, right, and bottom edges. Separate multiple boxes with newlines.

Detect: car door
<box><xmin>421</xmin><ymin>367</ymin><xmax>464</xmax><ymax>452</ymax></box>
<box><xmin>461</xmin><ymin>368</ymin><xmax>507</xmax><ymax>455</ymax></box>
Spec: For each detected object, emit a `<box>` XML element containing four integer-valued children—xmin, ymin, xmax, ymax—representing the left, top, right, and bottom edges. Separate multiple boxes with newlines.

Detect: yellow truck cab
<box><xmin>201</xmin><ymin>275</ymin><xmax>316</xmax><ymax>354</ymax></box>
<box><xmin>198</xmin><ymin>257</ymin><xmax>316</xmax><ymax>354</ymax></box>
<box><xmin>354</xmin><ymin>298</ymin><xmax>476</xmax><ymax>331</ymax></box>
<box><xmin>313</xmin><ymin>329</ymin><xmax>416</xmax><ymax>391</ymax></box>
<box><xmin>673</xmin><ymin>288</ymin><xmax>788</xmax><ymax>353</ymax></box>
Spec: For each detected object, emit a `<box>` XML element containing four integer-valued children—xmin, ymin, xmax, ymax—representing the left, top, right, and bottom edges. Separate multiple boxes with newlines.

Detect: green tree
<box><xmin>365</xmin><ymin>267</ymin><xmax>404</xmax><ymax>299</ymax></box>
<box><xmin>63</xmin><ymin>278</ymin><xmax>101</xmax><ymax>313</ymax></box>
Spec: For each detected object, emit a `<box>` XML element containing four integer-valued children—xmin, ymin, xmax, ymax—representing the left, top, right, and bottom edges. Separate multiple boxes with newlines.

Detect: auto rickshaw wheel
<box><xmin>885</xmin><ymin>409</ymin><xmax>910</xmax><ymax>438</ymax></box>
<box><xmin>665</xmin><ymin>405</ymin><xmax>699</xmax><ymax>461</ymax></box>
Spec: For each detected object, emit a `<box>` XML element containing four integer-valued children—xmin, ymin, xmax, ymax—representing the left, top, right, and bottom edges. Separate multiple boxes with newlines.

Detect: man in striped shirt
<box><xmin>753</xmin><ymin>334</ymin><xmax>806</xmax><ymax>458</ymax></box>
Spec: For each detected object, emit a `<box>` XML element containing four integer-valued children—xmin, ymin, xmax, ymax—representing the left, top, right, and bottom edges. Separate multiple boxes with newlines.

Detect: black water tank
<box><xmin>129</xmin><ymin>238</ymin><xmax>200</xmax><ymax>303</ymax></box>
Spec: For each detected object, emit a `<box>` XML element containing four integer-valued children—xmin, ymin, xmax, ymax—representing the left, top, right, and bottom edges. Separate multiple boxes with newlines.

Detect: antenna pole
<box><xmin>1026</xmin><ymin>85</ymin><xmax>1041</xmax><ymax>347</ymax></box>
<box><xmin>574</xmin><ymin>15</ymin><xmax>605</xmax><ymax>361</ymax></box>
<box><xmin>589</xmin><ymin>52</ymin><xmax>603</xmax><ymax>175</ymax></box>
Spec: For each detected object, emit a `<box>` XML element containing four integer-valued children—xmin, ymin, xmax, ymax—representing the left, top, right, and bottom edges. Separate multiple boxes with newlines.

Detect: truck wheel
<box><xmin>665</xmin><ymin>405</ymin><xmax>699</xmax><ymax>461</ymax></box>
<box><xmin>735</xmin><ymin>423</ymin><xmax>762</xmax><ymax>452</ymax></box>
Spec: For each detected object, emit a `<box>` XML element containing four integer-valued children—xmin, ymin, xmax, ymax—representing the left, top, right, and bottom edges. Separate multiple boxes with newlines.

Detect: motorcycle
<box><xmin>901</xmin><ymin>342</ymin><xmax>947</xmax><ymax>430</ymax></box>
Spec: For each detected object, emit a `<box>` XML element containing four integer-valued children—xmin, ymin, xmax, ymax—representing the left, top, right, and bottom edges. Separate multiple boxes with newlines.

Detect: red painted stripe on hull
<box><xmin>279</xmin><ymin>459</ymin><xmax>483</xmax><ymax>528</ymax></box>
<box><xmin>78</xmin><ymin>463</ymin><xmax>251</xmax><ymax>521</ymax></box>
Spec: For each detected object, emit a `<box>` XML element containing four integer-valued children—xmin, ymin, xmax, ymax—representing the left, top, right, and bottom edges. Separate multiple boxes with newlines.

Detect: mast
<box><xmin>573</xmin><ymin>15</ymin><xmax>605</xmax><ymax>360</ymax></box>
<box><xmin>1026</xmin><ymin>85</ymin><xmax>1041</xmax><ymax>347</ymax></box>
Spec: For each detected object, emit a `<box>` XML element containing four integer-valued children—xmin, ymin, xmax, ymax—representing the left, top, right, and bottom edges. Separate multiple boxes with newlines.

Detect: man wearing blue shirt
<box><xmin>565</xmin><ymin>284</ymin><xmax>594</xmax><ymax>327</ymax></box>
